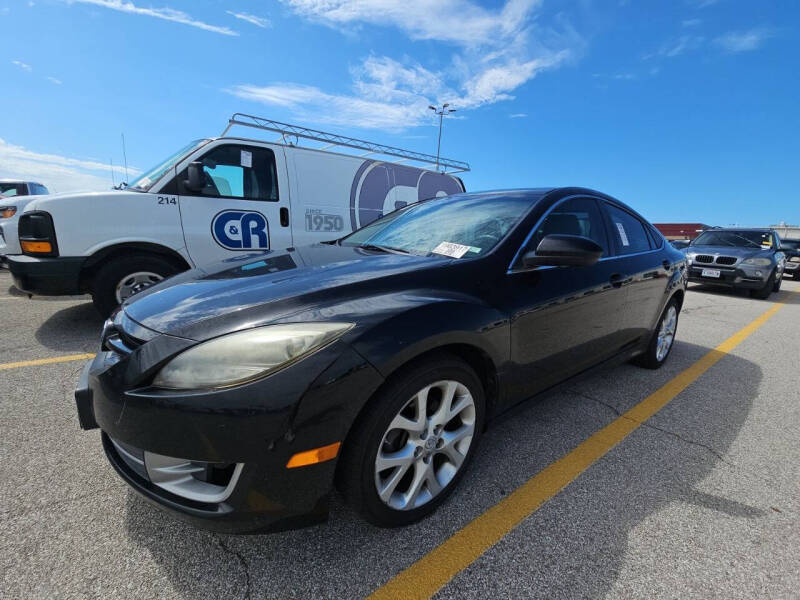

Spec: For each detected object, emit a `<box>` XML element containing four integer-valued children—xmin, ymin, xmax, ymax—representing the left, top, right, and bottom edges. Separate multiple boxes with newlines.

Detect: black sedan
<box><xmin>75</xmin><ymin>188</ymin><xmax>687</xmax><ymax>533</ymax></box>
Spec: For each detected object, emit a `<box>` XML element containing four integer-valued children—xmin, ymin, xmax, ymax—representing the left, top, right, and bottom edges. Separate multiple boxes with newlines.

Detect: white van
<box><xmin>7</xmin><ymin>114</ymin><xmax>468</xmax><ymax>315</ymax></box>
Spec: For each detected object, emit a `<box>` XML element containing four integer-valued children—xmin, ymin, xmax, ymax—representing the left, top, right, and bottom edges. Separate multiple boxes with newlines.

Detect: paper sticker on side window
<box><xmin>241</xmin><ymin>150</ymin><xmax>252</xmax><ymax>168</ymax></box>
<box><xmin>615</xmin><ymin>222</ymin><xmax>630</xmax><ymax>246</ymax></box>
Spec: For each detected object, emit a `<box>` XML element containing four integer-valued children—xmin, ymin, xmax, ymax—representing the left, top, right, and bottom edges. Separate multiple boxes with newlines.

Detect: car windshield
<box><xmin>341</xmin><ymin>193</ymin><xmax>533</xmax><ymax>257</ymax></box>
<box><xmin>692</xmin><ymin>230</ymin><xmax>773</xmax><ymax>249</ymax></box>
<box><xmin>127</xmin><ymin>139</ymin><xmax>208</xmax><ymax>192</ymax></box>
<box><xmin>781</xmin><ymin>240</ymin><xmax>800</xmax><ymax>250</ymax></box>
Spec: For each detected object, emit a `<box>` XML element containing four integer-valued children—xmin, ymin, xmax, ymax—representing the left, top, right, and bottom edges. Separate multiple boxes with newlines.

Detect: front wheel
<box><xmin>338</xmin><ymin>355</ymin><xmax>485</xmax><ymax>527</ymax></box>
<box><xmin>633</xmin><ymin>298</ymin><xmax>680</xmax><ymax>370</ymax></box>
<box><xmin>90</xmin><ymin>253</ymin><xmax>180</xmax><ymax>317</ymax></box>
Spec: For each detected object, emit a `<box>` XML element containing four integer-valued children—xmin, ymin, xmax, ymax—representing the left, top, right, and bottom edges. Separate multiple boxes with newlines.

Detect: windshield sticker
<box><xmin>615</xmin><ymin>222</ymin><xmax>630</xmax><ymax>246</ymax></box>
<box><xmin>432</xmin><ymin>241</ymin><xmax>471</xmax><ymax>258</ymax></box>
<box><xmin>240</xmin><ymin>150</ymin><xmax>252</xmax><ymax>168</ymax></box>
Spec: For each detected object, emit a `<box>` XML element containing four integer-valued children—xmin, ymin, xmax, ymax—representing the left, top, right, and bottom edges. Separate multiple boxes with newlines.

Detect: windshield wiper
<box><xmin>359</xmin><ymin>243</ymin><xmax>412</xmax><ymax>255</ymax></box>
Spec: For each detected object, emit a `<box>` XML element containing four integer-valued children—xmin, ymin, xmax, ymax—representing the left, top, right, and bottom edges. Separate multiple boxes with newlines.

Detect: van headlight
<box><xmin>742</xmin><ymin>258</ymin><xmax>771</xmax><ymax>266</ymax></box>
<box><xmin>153</xmin><ymin>323</ymin><xmax>353</xmax><ymax>390</ymax></box>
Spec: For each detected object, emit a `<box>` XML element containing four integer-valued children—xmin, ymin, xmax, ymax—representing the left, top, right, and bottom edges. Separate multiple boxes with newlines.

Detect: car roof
<box><xmin>704</xmin><ymin>227</ymin><xmax>775</xmax><ymax>232</ymax></box>
<box><xmin>0</xmin><ymin>179</ymin><xmax>42</xmax><ymax>185</ymax></box>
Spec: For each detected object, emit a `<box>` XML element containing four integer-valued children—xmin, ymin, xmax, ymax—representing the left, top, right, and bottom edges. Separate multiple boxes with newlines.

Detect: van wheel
<box><xmin>337</xmin><ymin>354</ymin><xmax>485</xmax><ymax>527</ymax></box>
<box><xmin>90</xmin><ymin>254</ymin><xmax>180</xmax><ymax>317</ymax></box>
<box><xmin>633</xmin><ymin>298</ymin><xmax>680</xmax><ymax>370</ymax></box>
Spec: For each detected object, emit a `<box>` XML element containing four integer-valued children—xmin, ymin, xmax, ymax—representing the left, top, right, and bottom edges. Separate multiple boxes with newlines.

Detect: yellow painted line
<box><xmin>0</xmin><ymin>353</ymin><xmax>95</xmax><ymax>371</ymax></box>
<box><xmin>369</xmin><ymin>299</ymin><xmax>789</xmax><ymax>600</ymax></box>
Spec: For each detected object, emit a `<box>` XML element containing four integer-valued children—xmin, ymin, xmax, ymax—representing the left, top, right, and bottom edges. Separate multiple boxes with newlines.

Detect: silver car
<box><xmin>685</xmin><ymin>228</ymin><xmax>786</xmax><ymax>299</ymax></box>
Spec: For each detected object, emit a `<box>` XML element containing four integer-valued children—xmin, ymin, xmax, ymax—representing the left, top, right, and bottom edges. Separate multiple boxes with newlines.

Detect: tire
<box><xmin>90</xmin><ymin>253</ymin><xmax>180</xmax><ymax>318</ymax></box>
<box><xmin>750</xmin><ymin>270</ymin><xmax>775</xmax><ymax>300</ymax></box>
<box><xmin>633</xmin><ymin>297</ymin><xmax>680</xmax><ymax>370</ymax></box>
<box><xmin>773</xmin><ymin>274</ymin><xmax>782</xmax><ymax>293</ymax></box>
<box><xmin>337</xmin><ymin>354</ymin><xmax>485</xmax><ymax>527</ymax></box>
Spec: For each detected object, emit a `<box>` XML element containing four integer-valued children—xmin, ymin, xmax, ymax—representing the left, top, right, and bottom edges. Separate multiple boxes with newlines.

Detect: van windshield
<box><xmin>127</xmin><ymin>139</ymin><xmax>209</xmax><ymax>192</ymax></box>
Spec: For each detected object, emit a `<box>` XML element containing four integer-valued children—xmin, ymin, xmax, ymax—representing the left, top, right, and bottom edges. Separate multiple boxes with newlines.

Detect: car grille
<box><xmin>108</xmin><ymin>436</ymin><xmax>243</xmax><ymax>504</ymax></box>
<box><xmin>693</xmin><ymin>254</ymin><xmax>738</xmax><ymax>266</ymax></box>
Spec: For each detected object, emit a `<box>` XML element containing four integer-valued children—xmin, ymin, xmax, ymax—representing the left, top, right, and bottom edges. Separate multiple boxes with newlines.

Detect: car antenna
<box><xmin>121</xmin><ymin>133</ymin><xmax>129</xmax><ymax>186</ymax></box>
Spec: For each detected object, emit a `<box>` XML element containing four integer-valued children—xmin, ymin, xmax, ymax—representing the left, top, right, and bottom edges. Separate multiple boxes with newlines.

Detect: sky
<box><xmin>1</xmin><ymin>0</ymin><xmax>798</xmax><ymax>226</ymax></box>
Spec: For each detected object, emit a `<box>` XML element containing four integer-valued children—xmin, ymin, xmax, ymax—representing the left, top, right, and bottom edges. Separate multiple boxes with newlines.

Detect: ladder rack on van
<box><xmin>221</xmin><ymin>113</ymin><xmax>471</xmax><ymax>174</ymax></box>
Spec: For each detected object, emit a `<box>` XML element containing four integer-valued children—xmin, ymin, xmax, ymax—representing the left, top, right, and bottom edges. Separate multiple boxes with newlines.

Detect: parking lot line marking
<box><xmin>368</xmin><ymin>299</ymin><xmax>789</xmax><ymax>600</ymax></box>
<box><xmin>0</xmin><ymin>353</ymin><xmax>96</xmax><ymax>371</ymax></box>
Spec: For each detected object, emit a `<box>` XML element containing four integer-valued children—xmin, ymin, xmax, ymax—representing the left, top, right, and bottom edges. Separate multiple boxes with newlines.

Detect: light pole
<box><xmin>429</xmin><ymin>103</ymin><xmax>456</xmax><ymax>170</ymax></box>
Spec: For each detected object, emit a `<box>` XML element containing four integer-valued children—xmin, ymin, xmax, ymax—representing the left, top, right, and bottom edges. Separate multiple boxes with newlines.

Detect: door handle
<box><xmin>280</xmin><ymin>207</ymin><xmax>289</xmax><ymax>227</ymax></box>
<box><xmin>609</xmin><ymin>273</ymin><xmax>630</xmax><ymax>288</ymax></box>
<box><xmin>662</xmin><ymin>260</ymin><xmax>672</xmax><ymax>271</ymax></box>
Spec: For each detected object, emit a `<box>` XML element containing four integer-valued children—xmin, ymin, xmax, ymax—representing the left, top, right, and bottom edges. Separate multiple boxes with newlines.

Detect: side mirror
<box><xmin>522</xmin><ymin>234</ymin><xmax>603</xmax><ymax>268</ymax></box>
<box><xmin>184</xmin><ymin>161</ymin><xmax>204</xmax><ymax>192</ymax></box>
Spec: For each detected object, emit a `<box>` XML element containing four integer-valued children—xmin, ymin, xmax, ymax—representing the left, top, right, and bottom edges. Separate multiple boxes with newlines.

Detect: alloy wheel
<box><xmin>374</xmin><ymin>380</ymin><xmax>476</xmax><ymax>511</ymax></box>
<box><xmin>656</xmin><ymin>305</ymin><xmax>677</xmax><ymax>362</ymax></box>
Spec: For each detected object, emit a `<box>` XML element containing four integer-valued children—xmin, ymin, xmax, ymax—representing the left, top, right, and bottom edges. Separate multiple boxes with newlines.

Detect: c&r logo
<box><xmin>211</xmin><ymin>210</ymin><xmax>270</xmax><ymax>250</ymax></box>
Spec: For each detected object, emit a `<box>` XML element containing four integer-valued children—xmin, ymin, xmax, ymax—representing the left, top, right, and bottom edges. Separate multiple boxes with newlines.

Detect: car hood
<box><xmin>22</xmin><ymin>189</ymin><xmax>139</xmax><ymax>213</ymax></box>
<box><xmin>123</xmin><ymin>244</ymin><xmax>454</xmax><ymax>340</ymax></box>
<box><xmin>687</xmin><ymin>245</ymin><xmax>774</xmax><ymax>259</ymax></box>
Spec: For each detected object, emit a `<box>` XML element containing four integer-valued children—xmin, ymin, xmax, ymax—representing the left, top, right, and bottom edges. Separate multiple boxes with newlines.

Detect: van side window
<box><xmin>604</xmin><ymin>204</ymin><xmax>652</xmax><ymax>255</ymax></box>
<box><xmin>179</xmin><ymin>145</ymin><xmax>278</xmax><ymax>201</ymax></box>
<box><xmin>525</xmin><ymin>197</ymin><xmax>609</xmax><ymax>258</ymax></box>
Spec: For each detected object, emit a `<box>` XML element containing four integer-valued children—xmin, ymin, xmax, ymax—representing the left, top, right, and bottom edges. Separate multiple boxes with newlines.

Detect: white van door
<box><xmin>176</xmin><ymin>141</ymin><xmax>292</xmax><ymax>268</ymax></box>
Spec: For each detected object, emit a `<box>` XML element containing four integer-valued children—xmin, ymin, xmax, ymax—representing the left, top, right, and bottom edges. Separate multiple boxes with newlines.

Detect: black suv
<box><xmin>781</xmin><ymin>238</ymin><xmax>800</xmax><ymax>280</ymax></box>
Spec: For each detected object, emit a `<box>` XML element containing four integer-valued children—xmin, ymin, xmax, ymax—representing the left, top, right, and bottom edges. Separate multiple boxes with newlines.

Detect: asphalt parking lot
<box><xmin>1</xmin><ymin>270</ymin><xmax>798</xmax><ymax>600</ymax></box>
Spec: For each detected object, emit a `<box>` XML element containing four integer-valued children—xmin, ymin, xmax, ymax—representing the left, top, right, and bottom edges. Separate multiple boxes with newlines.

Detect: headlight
<box><xmin>790</xmin><ymin>256</ymin><xmax>800</xmax><ymax>263</ymax></box>
<box><xmin>153</xmin><ymin>322</ymin><xmax>353</xmax><ymax>390</ymax></box>
<box><xmin>742</xmin><ymin>258</ymin><xmax>772</xmax><ymax>266</ymax></box>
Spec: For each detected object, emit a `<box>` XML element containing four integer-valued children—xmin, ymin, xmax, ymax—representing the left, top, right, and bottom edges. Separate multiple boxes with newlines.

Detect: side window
<box><xmin>179</xmin><ymin>145</ymin><xmax>278</xmax><ymax>201</ymax></box>
<box><xmin>525</xmin><ymin>197</ymin><xmax>610</xmax><ymax>258</ymax></box>
<box><xmin>604</xmin><ymin>204</ymin><xmax>652</xmax><ymax>255</ymax></box>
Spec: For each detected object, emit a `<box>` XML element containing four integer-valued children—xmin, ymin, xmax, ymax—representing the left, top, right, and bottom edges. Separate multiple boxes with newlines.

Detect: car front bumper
<box><xmin>687</xmin><ymin>264</ymin><xmax>773</xmax><ymax>289</ymax></box>
<box><xmin>8</xmin><ymin>254</ymin><xmax>85</xmax><ymax>295</ymax></box>
<box><xmin>75</xmin><ymin>334</ymin><xmax>383</xmax><ymax>534</ymax></box>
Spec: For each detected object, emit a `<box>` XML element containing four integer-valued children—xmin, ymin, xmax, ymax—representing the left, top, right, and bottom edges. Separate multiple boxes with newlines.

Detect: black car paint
<box><xmin>76</xmin><ymin>187</ymin><xmax>687</xmax><ymax>533</ymax></box>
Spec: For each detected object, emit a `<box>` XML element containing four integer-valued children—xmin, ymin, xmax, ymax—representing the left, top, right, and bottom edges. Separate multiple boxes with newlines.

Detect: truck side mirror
<box><xmin>184</xmin><ymin>161</ymin><xmax>204</xmax><ymax>192</ymax></box>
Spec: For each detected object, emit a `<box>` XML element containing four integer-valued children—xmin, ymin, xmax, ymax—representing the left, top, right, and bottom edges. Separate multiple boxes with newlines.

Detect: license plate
<box><xmin>701</xmin><ymin>268</ymin><xmax>721</xmax><ymax>278</ymax></box>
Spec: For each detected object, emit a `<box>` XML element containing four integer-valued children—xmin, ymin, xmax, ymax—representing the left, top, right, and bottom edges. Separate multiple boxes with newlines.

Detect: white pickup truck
<box><xmin>7</xmin><ymin>114</ymin><xmax>468</xmax><ymax>316</ymax></box>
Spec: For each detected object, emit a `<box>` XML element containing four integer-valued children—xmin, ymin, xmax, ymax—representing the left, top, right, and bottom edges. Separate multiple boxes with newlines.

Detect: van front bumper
<box><xmin>7</xmin><ymin>255</ymin><xmax>85</xmax><ymax>295</ymax></box>
<box><xmin>74</xmin><ymin>334</ymin><xmax>383</xmax><ymax>534</ymax></box>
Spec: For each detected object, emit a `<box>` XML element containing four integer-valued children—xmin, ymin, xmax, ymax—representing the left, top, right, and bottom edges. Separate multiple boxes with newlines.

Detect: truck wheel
<box><xmin>90</xmin><ymin>254</ymin><xmax>180</xmax><ymax>317</ymax></box>
<box><xmin>750</xmin><ymin>270</ymin><xmax>775</xmax><ymax>300</ymax></box>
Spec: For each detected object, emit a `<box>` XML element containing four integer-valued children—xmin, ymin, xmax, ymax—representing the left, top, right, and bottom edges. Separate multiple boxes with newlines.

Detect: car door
<box><xmin>601</xmin><ymin>201</ymin><xmax>670</xmax><ymax>342</ymax></box>
<box><xmin>498</xmin><ymin>196</ymin><xmax>630</xmax><ymax>402</ymax></box>
<box><xmin>175</xmin><ymin>142</ymin><xmax>292</xmax><ymax>268</ymax></box>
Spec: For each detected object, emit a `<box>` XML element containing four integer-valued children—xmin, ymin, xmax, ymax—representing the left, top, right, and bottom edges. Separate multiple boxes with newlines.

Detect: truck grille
<box><xmin>715</xmin><ymin>256</ymin><xmax>737</xmax><ymax>265</ymax></box>
<box><xmin>694</xmin><ymin>254</ymin><xmax>738</xmax><ymax>266</ymax></box>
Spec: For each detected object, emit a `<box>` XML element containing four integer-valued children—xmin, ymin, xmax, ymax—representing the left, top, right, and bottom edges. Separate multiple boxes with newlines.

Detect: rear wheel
<box><xmin>90</xmin><ymin>253</ymin><xmax>180</xmax><ymax>317</ymax></box>
<box><xmin>633</xmin><ymin>298</ymin><xmax>680</xmax><ymax>369</ymax></box>
<box><xmin>750</xmin><ymin>270</ymin><xmax>775</xmax><ymax>300</ymax></box>
<box><xmin>338</xmin><ymin>355</ymin><xmax>485</xmax><ymax>527</ymax></box>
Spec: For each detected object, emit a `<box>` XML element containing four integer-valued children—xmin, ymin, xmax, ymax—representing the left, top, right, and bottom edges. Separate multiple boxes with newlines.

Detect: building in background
<box><xmin>653</xmin><ymin>223</ymin><xmax>714</xmax><ymax>241</ymax></box>
<box><xmin>769</xmin><ymin>222</ymin><xmax>800</xmax><ymax>239</ymax></box>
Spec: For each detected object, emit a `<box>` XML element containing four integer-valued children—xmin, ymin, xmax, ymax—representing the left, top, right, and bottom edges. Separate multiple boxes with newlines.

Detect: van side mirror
<box><xmin>184</xmin><ymin>161</ymin><xmax>204</xmax><ymax>192</ymax></box>
<box><xmin>522</xmin><ymin>234</ymin><xmax>603</xmax><ymax>268</ymax></box>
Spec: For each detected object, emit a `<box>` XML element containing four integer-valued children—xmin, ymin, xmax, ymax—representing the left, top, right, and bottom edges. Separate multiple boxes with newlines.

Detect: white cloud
<box><xmin>714</xmin><ymin>28</ymin><xmax>771</xmax><ymax>53</ymax></box>
<box><xmin>0</xmin><ymin>139</ymin><xmax>140</xmax><ymax>194</ymax></box>
<box><xmin>657</xmin><ymin>35</ymin><xmax>704</xmax><ymax>57</ymax></box>
<box><xmin>682</xmin><ymin>18</ymin><xmax>702</xmax><ymax>27</ymax></box>
<box><xmin>509</xmin><ymin>113</ymin><xmax>527</xmax><ymax>118</ymax></box>
<box><xmin>12</xmin><ymin>60</ymin><xmax>32</xmax><ymax>72</ymax></box>
<box><xmin>68</xmin><ymin>0</ymin><xmax>238</xmax><ymax>36</ymax></box>
<box><xmin>282</xmin><ymin>0</ymin><xmax>542</xmax><ymax>47</ymax></box>
<box><xmin>690</xmin><ymin>0</ymin><xmax>720</xmax><ymax>8</ymax></box>
<box><xmin>231</xmin><ymin>1</ymin><xmax>578</xmax><ymax>130</ymax></box>
<box><xmin>46</xmin><ymin>76</ymin><xmax>62</xmax><ymax>85</ymax></box>
<box><xmin>226</xmin><ymin>10</ymin><xmax>271</xmax><ymax>29</ymax></box>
